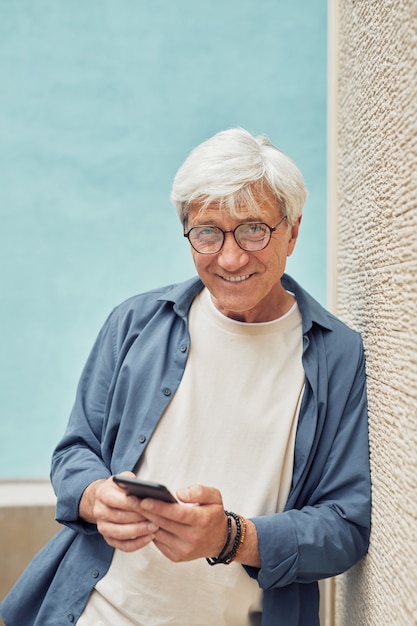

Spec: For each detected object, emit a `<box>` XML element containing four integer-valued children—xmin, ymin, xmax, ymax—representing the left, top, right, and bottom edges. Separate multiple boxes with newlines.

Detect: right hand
<box><xmin>80</xmin><ymin>471</ymin><xmax>159</xmax><ymax>552</ymax></box>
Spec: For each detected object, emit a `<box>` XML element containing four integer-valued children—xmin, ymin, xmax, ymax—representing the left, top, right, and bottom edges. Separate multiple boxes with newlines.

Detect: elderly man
<box><xmin>1</xmin><ymin>128</ymin><xmax>371</xmax><ymax>626</ymax></box>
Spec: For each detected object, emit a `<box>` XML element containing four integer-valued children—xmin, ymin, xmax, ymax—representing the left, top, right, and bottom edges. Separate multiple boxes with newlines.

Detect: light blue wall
<box><xmin>0</xmin><ymin>1</ymin><xmax>327</xmax><ymax>478</ymax></box>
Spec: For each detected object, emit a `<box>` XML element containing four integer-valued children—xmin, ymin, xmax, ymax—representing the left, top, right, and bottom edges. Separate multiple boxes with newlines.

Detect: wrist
<box><xmin>79</xmin><ymin>478</ymin><xmax>106</xmax><ymax>523</ymax></box>
<box><xmin>206</xmin><ymin>511</ymin><xmax>247</xmax><ymax>566</ymax></box>
<box><xmin>233</xmin><ymin>518</ymin><xmax>261</xmax><ymax>568</ymax></box>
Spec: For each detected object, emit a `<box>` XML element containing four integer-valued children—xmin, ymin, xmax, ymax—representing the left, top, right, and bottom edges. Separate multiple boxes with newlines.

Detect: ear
<box><xmin>287</xmin><ymin>216</ymin><xmax>302</xmax><ymax>257</ymax></box>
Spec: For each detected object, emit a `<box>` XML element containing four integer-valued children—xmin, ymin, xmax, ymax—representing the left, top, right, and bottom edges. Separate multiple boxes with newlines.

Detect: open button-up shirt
<box><xmin>1</xmin><ymin>274</ymin><xmax>371</xmax><ymax>626</ymax></box>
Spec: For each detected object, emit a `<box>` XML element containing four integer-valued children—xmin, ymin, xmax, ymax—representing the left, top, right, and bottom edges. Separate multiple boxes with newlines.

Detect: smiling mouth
<box><xmin>221</xmin><ymin>274</ymin><xmax>252</xmax><ymax>283</ymax></box>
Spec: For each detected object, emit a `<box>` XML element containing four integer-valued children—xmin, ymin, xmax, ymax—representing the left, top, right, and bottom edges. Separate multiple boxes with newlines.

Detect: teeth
<box><xmin>223</xmin><ymin>274</ymin><xmax>251</xmax><ymax>282</ymax></box>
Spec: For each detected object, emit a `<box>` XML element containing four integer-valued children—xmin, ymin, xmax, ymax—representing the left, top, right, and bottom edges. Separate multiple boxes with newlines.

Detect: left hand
<box><xmin>139</xmin><ymin>484</ymin><xmax>228</xmax><ymax>562</ymax></box>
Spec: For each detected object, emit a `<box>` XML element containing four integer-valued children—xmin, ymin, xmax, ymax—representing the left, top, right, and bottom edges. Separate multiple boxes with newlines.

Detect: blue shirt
<box><xmin>1</xmin><ymin>274</ymin><xmax>371</xmax><ymax>626</ymax></box>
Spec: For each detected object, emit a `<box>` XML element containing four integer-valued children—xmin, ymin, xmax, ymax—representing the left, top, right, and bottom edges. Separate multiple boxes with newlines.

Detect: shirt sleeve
<box><xmin>246</xmin><ymin>331</ymin><xmax>371</xmax><ymax>588</ymax></box>
<box><xmin>50</xmin><ymin>310</ymin><xmax>118</xmax><ymax>533</ymax></box>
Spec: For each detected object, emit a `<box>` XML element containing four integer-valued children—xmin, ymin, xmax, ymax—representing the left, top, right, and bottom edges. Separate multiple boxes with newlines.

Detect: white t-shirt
<box><xmin>78</xmin><ymin>289</ymin><xmax>304</xmax><ymax>626</ymax></box>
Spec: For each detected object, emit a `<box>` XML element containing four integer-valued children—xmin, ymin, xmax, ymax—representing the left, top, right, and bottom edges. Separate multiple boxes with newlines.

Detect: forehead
<box><xmin>188</xmin><ymin>186</ymin><xmax>282</xmax><ymax>225</ymax></box>
<box><xmin>188</xmin><ymin>205</ymin><xmax>259</xmax><ymax>226</ymax></box>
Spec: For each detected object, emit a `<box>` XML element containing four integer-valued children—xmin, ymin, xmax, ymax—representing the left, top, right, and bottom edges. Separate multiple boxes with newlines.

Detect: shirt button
<box><xmin>92</xmin><ymin>569</ymin><xmax>99</xmax><ymax>578</ymax></box>
<box><xmin>180</xmin><ymin>344</ymin><xmax>187</xmax><ymax>353</ymax></box>
<box><xmin>68</xmin><ymin>615</ymin><xmax>75</xmax><ymax>623</ymax></box>
<box><xmin>163</xmin><ymin>388</ymin><xmax>172</xmax><ymax>396</ymax></box>
<box><xmin>138</xmin><ymin>435</ymin><xmax>146</xmax><ymax>444</ymax></box>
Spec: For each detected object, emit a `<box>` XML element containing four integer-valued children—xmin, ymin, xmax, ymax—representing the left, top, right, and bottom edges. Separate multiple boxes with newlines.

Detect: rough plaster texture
<box><xmin>332</xmin><ymin>1</ymin><xmax>417</xmax><ymax>624</ymax></box>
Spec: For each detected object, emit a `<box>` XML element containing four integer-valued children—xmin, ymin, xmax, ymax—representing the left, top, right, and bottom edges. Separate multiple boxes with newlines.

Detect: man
<box><xmin>1</xmin><ymin>128</ymin><xmax>371</xmax><ymax>626</ymax></box>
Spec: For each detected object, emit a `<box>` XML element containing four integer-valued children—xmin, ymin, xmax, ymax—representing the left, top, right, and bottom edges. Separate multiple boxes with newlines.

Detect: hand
<box><xmin>81</xmin><ymin>472</ymin><xmax>160</xmax><ymax>552</ymax></box>
<box><xmin>138</xmin><ymin>484</ymin><xmax>228</xmax><ymax>562</ymax></box>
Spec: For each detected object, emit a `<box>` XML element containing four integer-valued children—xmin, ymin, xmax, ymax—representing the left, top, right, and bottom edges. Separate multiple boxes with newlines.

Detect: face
<box><xmin>186</xmin><ymin>197</ymin><xmax>301</xmax><ymax>323</ymax></box>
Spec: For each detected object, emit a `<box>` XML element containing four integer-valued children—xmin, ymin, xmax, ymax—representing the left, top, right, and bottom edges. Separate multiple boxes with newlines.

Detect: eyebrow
<box><xmin>190</xmin><ymin>218</ymin><xmax>262</xmax><ymax>227</ymax></box>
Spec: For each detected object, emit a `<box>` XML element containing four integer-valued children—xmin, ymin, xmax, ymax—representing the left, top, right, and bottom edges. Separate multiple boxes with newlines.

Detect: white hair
<box><xmin>170</xmin><ymin>128</ymin><xmax>307</xmax><ymax>227</ymax></box>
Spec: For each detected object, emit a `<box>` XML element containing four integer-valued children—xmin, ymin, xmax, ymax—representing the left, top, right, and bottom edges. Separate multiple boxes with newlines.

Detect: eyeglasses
<box><xmin>184</xmin><ymin>215</ymin><xmax>288</xmax><ymax>254</ymax></box>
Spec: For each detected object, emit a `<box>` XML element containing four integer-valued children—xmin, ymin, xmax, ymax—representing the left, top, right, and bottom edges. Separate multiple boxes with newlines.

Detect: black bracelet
<box><xmin>222</xmin><ymin>512</ymin><xmax>242</xmax><ymax>564</ymax></box>
<box><xmin>206</xmin><ymin>511</ymin><xmax>242</xmax><ymax>566</ymax></box>
<box><xmin>218</xmin><ymin>513</ymin><xmax>232</xmax><ymax>560</ymax></box>
<box><xmin>206</xmin><ymin>511</ymin><xmax>232</xmax><ymax>566</ymax></box>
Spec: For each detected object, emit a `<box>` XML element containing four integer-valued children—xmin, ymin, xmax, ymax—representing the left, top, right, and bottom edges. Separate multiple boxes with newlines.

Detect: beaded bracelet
<box><xmin>217</xmin><ymin>512</ymin><xmax>232</xmax><ymax>560</ymax></box>
<box><xmin>222</xmin><ymin>511</ymin><xmax>242</xmax><ymax>564</ymax></box>
<box><xmin>206</xmin><ymin>511</ymin><xmax>234</xmax><ymax>565</ymax></box>
<box><xmin>228</xmin><ymin>514</ymin><xmax>247</xmax><ymax>564</ymax></box>
<box><xmin>206</xmin><ymin>511</ymin><xmax>246</xmax><ymax>566</ymax></box>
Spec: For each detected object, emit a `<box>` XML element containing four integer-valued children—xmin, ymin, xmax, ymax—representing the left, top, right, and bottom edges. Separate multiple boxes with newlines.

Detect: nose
<box><xmin>216</xmin><ymin>232</ymin><xmax>250</xmax><ymax>270</ymax></box>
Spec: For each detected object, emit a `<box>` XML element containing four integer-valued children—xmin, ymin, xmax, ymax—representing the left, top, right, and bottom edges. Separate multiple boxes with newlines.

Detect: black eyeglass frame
<box><xmin>183</xmin><ymin>215</ymin><xmax>288</xmax><ymax>254</ymax></box>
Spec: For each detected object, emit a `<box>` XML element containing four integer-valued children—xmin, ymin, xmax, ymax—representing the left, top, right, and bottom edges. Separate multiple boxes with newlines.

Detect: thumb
<box><xmin>176</xmin><ymin>484</ymin><xmax>223</xmax><ymax>506</ymax></box>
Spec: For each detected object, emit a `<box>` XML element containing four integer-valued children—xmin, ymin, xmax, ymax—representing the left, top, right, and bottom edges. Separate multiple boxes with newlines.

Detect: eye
<box><xmin>196</xmin><ymin>226</ymin><xmax>219</xmax><ymax>237</ymax></box>
<box><xmin>247</xmin><ymin>223</ymin><xmax>264</xmax><ymax>233</ymax></box>
<box><xmin>239</xmin><ymin>223</ymin><xmax>268</xmax><ymax>238</ymax></box>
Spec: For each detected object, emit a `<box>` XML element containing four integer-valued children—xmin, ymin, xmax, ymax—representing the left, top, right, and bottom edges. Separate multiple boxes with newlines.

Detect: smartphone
<box><xmin>113</xmin><ymin>475</ymin><xmax>177</xmax><ymax>503</ymax></box>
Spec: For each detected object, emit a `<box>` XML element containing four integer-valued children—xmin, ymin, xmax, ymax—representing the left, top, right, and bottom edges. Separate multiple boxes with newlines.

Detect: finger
<box><xmin>139</xmin><ymin>485</ymin><xmax>222</xmax><ymax>521</ymax></box>
<box><xmin>105</xmin><ymin>533</ymin><xmax>156</xmax><ymax>553</ymax></box>
<box><xmin>98</xmin><ymin>518</ymin><xmax>158</xmax><ymax>539</ymax></box>
<box><xmin>140</xmin><ymin>491</ymin><xmax>223</xmax><ymax>530</ymax></box>
<box><xmin>176</xmin><ymin>484</ymin><xmax>223</xmax><ymax>506</ymax></box>
<box><xmin>97</xmin><ymin>477</ymin><xmax>146</xmax><ymax>518</ymax></box>
<box><xmin>140</xmin><ymin>500</ymin><xmax>228</xmax><ymax>562</ymax></box>
<box><xmin>98</xmin><ymin>519</ymin><xmax>159</xmax><ymax>552</ymax></box>
<box><xmin>94</xmin><ymin>488</ymin><xmax>146</xmax><ymax>521</ymax></box>
<box><xmin>95</xmin><ymin>504</ymin><xmax>147</xmax><ymax>525</ymax></box>
<box><xmin>108</xmin><ymin>483</ymin><xmax>142</xmax><ymax>509</ymax></box>
<box><xmin>151</xmin><ymin>514</ymin><xmax>226</xmax><ymax>563</ymax></box>
<box><xmin>139</xmin><ymin>499</ymin><xmax>188</xmax><ymax>528</ymax></box>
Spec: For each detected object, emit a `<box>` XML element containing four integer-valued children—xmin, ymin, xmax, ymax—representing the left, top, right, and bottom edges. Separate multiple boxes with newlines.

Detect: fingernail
<box><xmin>148</xmin><ymin>522</ymin><xmax>159</xmax><ymax>533</ymax></box>
<box><xmin>176</xmin><ymin>487</ymin><xmax>189</xmax><ymax>500</ymax></box>
<box><xmin>143</xmin><ymin>534</ymin><xmax>154</xmax><ymax>545</ymax></box>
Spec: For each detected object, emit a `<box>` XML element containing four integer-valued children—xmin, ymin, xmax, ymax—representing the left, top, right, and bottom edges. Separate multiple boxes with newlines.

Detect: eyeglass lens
<box><xmin>188</xmin><ymin>223</ymin><xmax>271</xmax><ymax>253</ymax></box>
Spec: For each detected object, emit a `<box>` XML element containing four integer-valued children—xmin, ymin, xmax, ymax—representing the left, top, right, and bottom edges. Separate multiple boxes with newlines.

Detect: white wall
<box><xmin>329</xmin><ymin>1</ymin><xmax>417</xmax><ymax>624</ymax></box>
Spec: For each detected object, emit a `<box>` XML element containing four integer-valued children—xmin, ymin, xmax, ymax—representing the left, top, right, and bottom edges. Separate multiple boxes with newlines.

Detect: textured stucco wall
<box><xmin>330</xmin><ymin>1</ymin><xmax>417</xmax><ymax>624</ymax></box>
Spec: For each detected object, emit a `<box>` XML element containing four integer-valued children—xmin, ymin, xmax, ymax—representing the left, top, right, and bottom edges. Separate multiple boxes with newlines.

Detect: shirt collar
<box><xmin>281</xmin><ymin>274</ymin><xmax>333</xmax><ymax>333</ymax></box>
<box><xmin>159</xmin><ymin>274</ymin><xmax>333</xmax><ymax>332</ymax></box>
<box><xmin>157</xmin><ymin>276</ymin><xmax>204</xmax><ymax>318</ymax></box>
